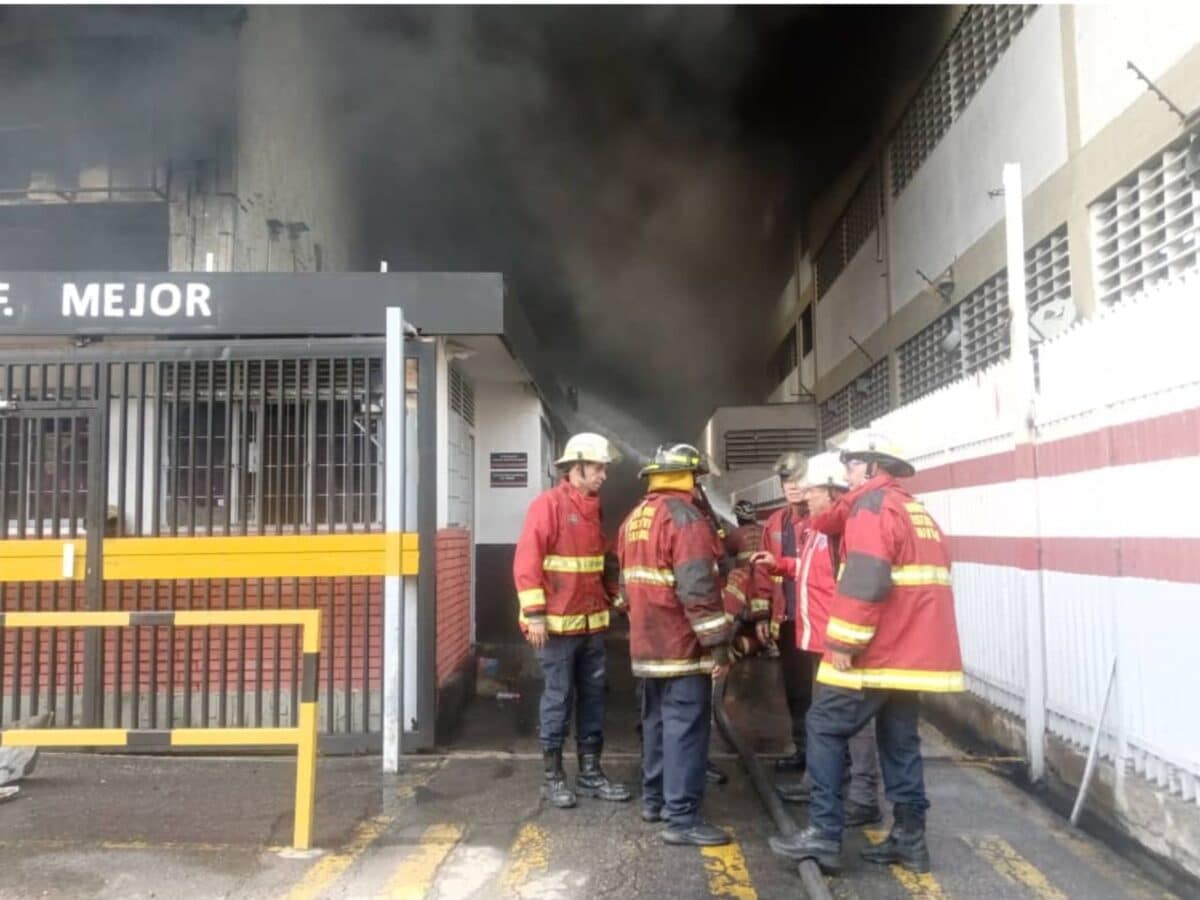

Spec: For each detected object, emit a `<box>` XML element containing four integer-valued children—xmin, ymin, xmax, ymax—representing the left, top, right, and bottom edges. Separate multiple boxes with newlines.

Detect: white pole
<box><xmin>1004</xmin><ymin>162</ymin><xmax>1047</xmax><ymax>783</ymax></box>
<box><xmin>383</xmin><ymin>306</ymin><xmax>405</xmax><ymax>772</ymax></box>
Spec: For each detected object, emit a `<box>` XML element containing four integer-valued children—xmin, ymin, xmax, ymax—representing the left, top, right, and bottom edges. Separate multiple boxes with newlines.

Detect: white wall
<box><xmin>815</xmin><ymin>229</ymin><xmax>888</xmax><ymax>378</ymax></box>
<box><xmin>888</xmin><ymin>6</ymin><xmax>1069</xmax><ymax>312</ymax></box>
<box><xmin>1075</xmin><ymin>6</ymin><xmax>1200</xmax><ymax>146</ymax></box>
<box><xmin>473</xmin><ymin>380</ymin><xmax>546</xmax><ymax>544</ymax></box>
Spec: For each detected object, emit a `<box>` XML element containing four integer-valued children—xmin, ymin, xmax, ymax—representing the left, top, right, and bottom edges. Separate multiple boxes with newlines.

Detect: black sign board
<box><xmin>0</xmin><ymin>271</ymin><xmax>503</xmax><ymax>336</ymax></box>
<box><xmin>490</xmin><ymin>470</ymin><xmax>528</xmax><ymax>488</ymax></box>
<box><xmin>490</xmin><ymin>452</ymin><xmax>528</xmax><ymax>470</ymax></box>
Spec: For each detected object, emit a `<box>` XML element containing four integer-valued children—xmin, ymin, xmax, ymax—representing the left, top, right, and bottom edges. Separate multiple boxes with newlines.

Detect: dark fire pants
<box><xmin>778</xmin><ymin>621</ymin><xmax>817</xmax><ymax>755</ymax></box>
<box><xmin>536</xmin><ymin>633</ymin><xmax>607</xmax><ymax>753</ymax></box>
<box><xmin>805</xmin><ymin>684</ymin><xmax>928</xmax><ymax>839</ymax></box>
<box><xmin>640</xmin><ymin>673</ymin><xmax>712</xmax><ymax>828</ymax></box>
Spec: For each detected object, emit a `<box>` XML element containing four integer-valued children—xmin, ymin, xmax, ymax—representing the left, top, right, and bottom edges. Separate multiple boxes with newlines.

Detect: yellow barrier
<box><xmin>0</xmin><ymin>532</ymin><xmax>419</xmax><ymax>582</ymax></box>
<box><xmin>0</xmin><ymin>609</ymin><xmax>322</xmax><ymax>850</ymax></box>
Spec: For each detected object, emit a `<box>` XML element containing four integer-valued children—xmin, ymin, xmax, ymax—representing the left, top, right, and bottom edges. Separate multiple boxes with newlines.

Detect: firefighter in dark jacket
<box><xmin>766</xmin><ymin>431</ymin><xmax>963</xmax><ymax>874</ymax></box>
<box><xmin>617</xmin><ymin>443</ymin><xmax>734</xmax><ymax>847</ymax></box>
<box><xmin>513</xmin><ymin>433</ymin><xmax>632</xmax><ymax>809</ymax></box>
<box><xmin>761</xmin><ymin>452</ymin><xmax>812</xmax><ymax>771</ymax></box>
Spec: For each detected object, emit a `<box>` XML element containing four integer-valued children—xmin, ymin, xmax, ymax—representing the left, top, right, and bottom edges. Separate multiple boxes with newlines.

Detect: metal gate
<box><xmin>0</xmin><ymin>338</ymin><xmax>433</xmax><ymax>753</ymax></box>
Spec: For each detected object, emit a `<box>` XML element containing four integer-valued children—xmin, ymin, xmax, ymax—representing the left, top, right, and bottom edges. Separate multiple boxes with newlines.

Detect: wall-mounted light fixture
<box><xmin>917</xmin><ymin>266</ymin><xmax>955</xmax><ymax>303</ymax></box>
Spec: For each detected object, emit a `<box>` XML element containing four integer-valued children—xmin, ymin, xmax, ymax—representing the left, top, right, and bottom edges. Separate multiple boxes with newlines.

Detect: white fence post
<box><xmin>383</xmin><ymin>306</ymin><xmax>406</xmax><ymax>773</ymax></box>
<box><xmin>1004</xmin><ymin>162</ymin><xmax>1047</xmax><ymax>783</ymax></box>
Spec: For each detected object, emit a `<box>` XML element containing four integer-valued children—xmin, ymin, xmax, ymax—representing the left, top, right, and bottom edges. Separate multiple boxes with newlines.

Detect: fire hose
<box><xmin>713</xmin><ymin>672</ymin><xmax>833</xmax><ymax>900</ymax></box>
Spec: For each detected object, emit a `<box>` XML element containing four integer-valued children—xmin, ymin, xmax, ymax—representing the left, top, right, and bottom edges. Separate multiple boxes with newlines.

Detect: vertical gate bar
<box><xmin>383</xmin><ymin>309</ymin><xmax>405</xmax><ymax>769</ymax></box>
<box><xmin>82</xmin><ymin>363</ymin><xmax>108</xmax><ymax>728</ymax></box>
<box><xmin>14</xmin><ymin>413</ymin><xmax>28</xmax><ymax>720</ymax></box>
<box><xmin>183</xmin><ymin>361</ymin><xmax>198</xmax><ymax>727</ymax></box>
<box><xmin>325</xmin><ymin>359</ymin><xmax>336</xmax><ymax>735</ymax></box>
<box><xmin>201</xmin><ymin>358</ymin><xmax>216</xmax><ymax>727</ymax></box>
<box><xmin>65</xmin><ymin>392</ymin><xmax>79</xmax><ymax>726</ymax></box>
<box><xmin>291</xmin><ymin>357</ymin><xmax>305</xmax><ymax>726</ymax></box>
<box><xmin>166</xmin><ymin>360</ymin><xmax>181</xmax><ymax>730</ymax></box>
<box><xmin>31</xmin><ymin>378</ymin><xmax>44</xmax><ymax>717</ymax></box>
<box><xmin>344</xmin><ymin>359</ymin><xmax>355</xmax><ymax>733</ymax></box>
<box><xmin>362</xmin><ymin>357</ymin><xmax>375</xmax><ymax>733</ymax></box>
<box><xmin>150</xmin><ymin>361</ymin><xmax>163</xmax><ymax>729</ymax></box>
<box><xmin>0</xmin><ymin>410</ymin><xmax>7</xmax><ymax>727</ymax></box>
<box><xmin>132</xmin><ymin>361</ymin><xmax>148</xmax><ymax>728</ymax></box>
<box><xmin>302</xmin><ymin>359</ymin><xmax>318</xmax><ymax>728</ymax></box>
<box><xmin>237</xmin><ymin>359</ymin><xmax>252</xmax><ymax>727</ymax></box>
<box><xmin>115</xmin><ymin>362</ymin><xmax>129</xmax><ymax>727</ymax></box>
<box><xmin>219</xmin><ymin>359</ymin><xmax>234</xmax><ymax>727</ymax></box>
<box><xmin>48</xmin><ymin>411</ymin><xmax>61</xmax><ymax>723</ymax></box>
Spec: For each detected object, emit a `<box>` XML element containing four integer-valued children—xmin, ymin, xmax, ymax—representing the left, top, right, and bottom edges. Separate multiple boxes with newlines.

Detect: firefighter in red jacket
<box><xmin>513</xmin><ymin>433</ymin><xmax>631</xmax><ymax>809</ymax></box>
<box><xmin>766</xmin><ymin>431</ymin><xmax>963</xmax><ymax>874</ymax></box>
<box><xmin>752</xmin><ymin>452</ymin><xmax>881</xmax><ymax>824</ymax></box>
<box><xmin>617</xmin><ymin>443</ymin><xmax>734</xmax><ymax>847</ymax></box>
<box><xmin>760</xmin><ymin>451</ymin><xmax>813</xmax><ymax>772</ymax></box>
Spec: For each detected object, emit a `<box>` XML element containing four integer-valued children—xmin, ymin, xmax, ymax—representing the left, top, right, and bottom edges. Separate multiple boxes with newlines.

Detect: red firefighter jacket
<box><xmin>722</xmin><ymin>565</ymin><xmax>773</xmax><ymax>660</ymax></box>
<box><xmin>513</xmin><ymin>480</ymin><xmax>619</xmax><ymax>636</ymax></box>
<box><xmin>774</xmin><ymin>528</ymin><xmax>839</xmax><ymax>653</ymax></box>
<box><xmin>762</xmin><ymin>506</ymin><xmax>808</xmax><ymax>635</ymax></box>
<box><xmin>617</xmin><ymin>489</ymin><xmax>732</xmax><ymax>678</ymax></box>
<box><xmin>724</xmin><ymin>523</ymin><xmax>763</xmax><ymax>567</ymax></box>
<box><xmin>818</xmin><ymin>473</ymin><xmax>964</xmax><ymax>692</ymax></box>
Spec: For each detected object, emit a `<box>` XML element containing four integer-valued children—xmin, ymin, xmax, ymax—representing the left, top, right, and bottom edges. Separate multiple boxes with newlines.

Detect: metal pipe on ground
<box><xmin>713</xmin><ymin>674</ymin><xmax>832</xmax><ymax>900</ymax></box>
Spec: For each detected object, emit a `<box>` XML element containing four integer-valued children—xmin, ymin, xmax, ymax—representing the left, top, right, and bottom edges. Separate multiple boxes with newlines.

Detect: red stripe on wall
<box><xmin>949</xmin><ymin>535</ymin><xmax>1200</xmax><ymax>583</ymax></box>
<box><xmin>905</xmin><ymin>409</ymin><xmax>1198</xmax><ymax>492</ymax></box>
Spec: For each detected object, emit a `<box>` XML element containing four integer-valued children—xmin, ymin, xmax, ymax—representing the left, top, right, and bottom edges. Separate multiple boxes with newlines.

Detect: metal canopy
<box><xmin>0</xmin><ymin>271</ymin><xmax>504</xmax><ymax>336</ymax></box>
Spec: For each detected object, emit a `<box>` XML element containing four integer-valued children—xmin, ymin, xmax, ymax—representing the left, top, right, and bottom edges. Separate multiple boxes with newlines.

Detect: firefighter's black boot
<box><xmin>705</xmin><ymin>760</ymin><xmax>728</xmax><ymax>785</ymax></box>
<box><xmin>576</xmin><ymin>750</ymin><xmax>631</xmax><ymax>802</ymax></box>
<box><xmin>860</xmin><ymin>803</ymin><xmax>930</xmax><ymax>873</ymax></box>
<box><xmin>541</xmin><ymin>749</ymin><xmax>577</xmax><ymax>809</ymax></box>
<box><xmin>768</xmin><ymin>826</ymin><xmax>843</xmax><ymax>873</ymax></box>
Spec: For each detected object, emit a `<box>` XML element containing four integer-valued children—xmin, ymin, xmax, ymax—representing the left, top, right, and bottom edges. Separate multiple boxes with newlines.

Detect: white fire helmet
<box><xmin>555</xmin><ymin>432</ymin><xmax>621</xmax><ymax>467</ymax></box>
<box><xmin>804</xmin><ymin>451</ymin><xmax>850</xmax><ymax>492</ymax></box>
<box><xmin>837</xmin><ymin>429</ymin><xmax>915</xmax><ymax>478</ymax></box>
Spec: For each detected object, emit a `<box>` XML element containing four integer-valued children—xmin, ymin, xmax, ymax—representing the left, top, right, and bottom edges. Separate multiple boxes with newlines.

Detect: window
<box><xmin>724</xmin><ymin>428</ymin><xmax>818</xmax><ymax>471</ymax></box>
<box><xmin>890</xmin><ymin>5</ymin><xmax>1037</xmax><ymax>197</ymax></box>
<box><xmin>160</xmin><ymin>359</ymin><xmax>383</xmax><ymax>532</ymax></box>
<box><xmin>897</xmin><ymin>225</ymin><xmax>1071</xmax><ymax>402</ymax></box>
<box><xmin>1091</xmin><ymin>133</ymin><xmax>1200</xmax><ymax>306</ymax></box>
<box><xmin>1</xmin><ymin>415</ymin><xmax>91</xmax><ymax>535</ymax></box>
<box><xmin>819</xmin><ymin>358</ymin><xmax>891</xmax><ymax>439</ymax></box>
<box><xmin>769</xmin><ymin>325</ymin><xmax>798</xmax><ymax>387</ymax></box>
<box><xmin>800</xmin><ymin>304</ymin><xmax>814</xmax><ymax>357</ymax></box>
<box><xmin>814</xmin><ymin>167</ymin><xmax>883</xmax><ymax>300</ymax></box>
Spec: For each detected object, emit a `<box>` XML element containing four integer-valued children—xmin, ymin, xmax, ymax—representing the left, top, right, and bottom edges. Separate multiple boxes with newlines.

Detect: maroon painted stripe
<box><xmin>905</xmin><ymin>408</ymin><xmax>1199</xmax><ymax>492</ymax></box>
<box><xmin>948</xmin><ymin>535</ymin><xmax>1200</xmax><ymax>584</ymax></box>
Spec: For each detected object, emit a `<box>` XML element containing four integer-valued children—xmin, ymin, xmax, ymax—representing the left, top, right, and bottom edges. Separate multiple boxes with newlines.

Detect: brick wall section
<box><xmin>435</xmin><ymin>528</ymin><xmax>472</xmax><ymax>687</ymax></box>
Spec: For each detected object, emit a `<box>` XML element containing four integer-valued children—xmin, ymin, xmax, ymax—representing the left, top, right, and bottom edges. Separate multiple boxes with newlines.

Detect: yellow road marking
<box><xmin>700</xmin><ymin>829</ymin><xmax>758</xmax><ymax>899</ymax></box>
<box><xmin>500</xmin><ymin>823</ymin><xmax>550</xmax><ymax>892</ymax></box>
<box><xmin>284</xmin><ymin>815</ymin><xmax>393</xmax><ymax>900</ymax></box>
<box><xmin>383</xmin><ymin>823</ymin><xmax>464</xmax><ymax>899</ymax></box>
<box><xmin>863</xmin><ymin>828</ymin><xmax>947</xmax><ymax>899</ymax></box>
<box><xmin>963</xmin><ymin>836</ymin><xmax>1068</xmax><ymax>899</ymax></box>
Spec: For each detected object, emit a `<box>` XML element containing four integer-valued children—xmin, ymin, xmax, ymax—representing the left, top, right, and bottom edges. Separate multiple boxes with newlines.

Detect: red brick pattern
<box><xmin>435</xmin><ymin>528</ymin><xmax>472</xmax><ymax>687</ymax></box>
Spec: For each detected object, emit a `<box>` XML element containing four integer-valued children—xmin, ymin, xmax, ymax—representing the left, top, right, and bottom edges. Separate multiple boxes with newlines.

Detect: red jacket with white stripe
<box><xmin>774</xmin><ymin>528</ymin><xmax>839</xmax><ymax>653</ymax></box>
<box><xmin>817</xmin><ymin>473</ymin><xmax>964</xmax><ymax>693</ymax></box>
<box><xmin>617</xmin><ymin>490</ymin><xmax>732</xmax><ymax>677</ymax></box>
<box><xmin>512</xmin><ymin>480</ymin><xmax>619</xmax><ymax>636</ymax></box>
<box><xmin>762</xmin><ymin>505</ymin><xmax>808</xmax><ymax>634</ymax></box>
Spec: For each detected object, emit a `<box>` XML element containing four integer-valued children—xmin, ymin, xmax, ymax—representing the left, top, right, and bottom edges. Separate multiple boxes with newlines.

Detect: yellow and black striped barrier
<box><xmin>0</xmin><ymin>609</ymin><xmax>323</xmax><ymax>850</ymax></box>
<box><xmin>0</xmin><ymin>532</ymin><xmax>420</xmax><ymax>582</ymax></box>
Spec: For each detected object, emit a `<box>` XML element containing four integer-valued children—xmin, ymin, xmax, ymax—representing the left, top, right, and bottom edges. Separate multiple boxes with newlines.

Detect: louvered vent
<box><xmin>724</xmin><ymin>428</ymin><xmax>818</xmax><ymax>470</ymax></box>
<box><xmin>449</xmin><ymin>364</ymin><xmax>475</xmax><ymax>426</ymax></box>
<box><xmin>1091</xmin><ymin>134</ymin><xmax>1200</xmax><ymax>306</ymax></box>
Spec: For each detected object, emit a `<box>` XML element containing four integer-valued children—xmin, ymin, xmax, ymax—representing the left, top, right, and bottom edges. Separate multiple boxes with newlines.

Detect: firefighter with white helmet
<box><xmin>759</xmin><ymin>450</ymin><xmax>812</xmax><ymax>772</ymax></box>
<box><xmin>513</xmin><ymin>432</ymin><xmax>631</xmax><ymax>809</ymax></box>
<box><xmin>752</xmin><ymin>451</ymin><xmax>882</xmax><ymax>824</ymax></box>
<box><xmin>763</xmin><ymin>429</ymin><xmax>963</xmax><ymax>873</ymax></box>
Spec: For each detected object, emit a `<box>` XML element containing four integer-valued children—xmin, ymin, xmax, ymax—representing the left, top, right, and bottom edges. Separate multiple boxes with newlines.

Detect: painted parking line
<box><xmin>963</xmin><ymin>835</ymin><xmax>1068</xmax><ymax>900</ymax></box>
<box><xmin>285</xmin><ymin>814</ymin><xmax>394</xmax><ymax>900</ymax></box>
<box><xmin>700</xmin><ymin>829</ymin><xmax>758</xmax><ymax>899</ymax></box>
<box><xmin>500</xmin><ymin>823</ymin><xmax>550</xmax><ymax>892</ymax></box>
<box><xmin>383</xmin><ymin>823</ymin><xmax>464</xmax><ymax>899</ymax></box>
<box><xmin>863</xmin><ymin>828</ymin><xmax>947</xmax><ymax>900</ymax></box>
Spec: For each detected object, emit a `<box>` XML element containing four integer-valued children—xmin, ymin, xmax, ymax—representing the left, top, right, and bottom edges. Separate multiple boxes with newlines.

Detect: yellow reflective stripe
<box><xmin>623</xmin><ymin>566</ymin><xmax>676</xmax><ymax>586</ymax></box>
<box><xmin>543</xmin><ymin>555</ymin><xmax>605</xmax><ymax>573</ymax></box>
<box><xmin>518</xmin><ymin>588</ymin><xmax>546</xmax><ymax>610</ymax></box>
<box><xmin>817</xmin><ymin>663</ymin><xmax>965</xmax><ymax>693</ymax></box>
<box><xmin>750</xmin><ymin>598</ymin><xmax>771</xmax><ymax>613</ymax></box>
<box><xmin>826</xmin><ymin>616</ymin><xmax>875</xmax><ymax>645</ymax></box>
<box><xmin>891</xmin><ymin>565</ymin><xmax>952</xmax><ymax>586</ymax></box>
<box><xmin>545</xmin><ymin>610</ymin><xmax>610</xmax><ymax>633</ymax></box>
<box><xmin>771</xmin><ymin>575</ymin><xmax>783</xmax><ymax>584</ymax></box>
<box><xmin>736</xmin><ymin>551</ymin><xmax>755</xmax><ymax>561</ymax></box>
<box><xmin>632</xmin><ymin>656</ymin><xmax>715</xmax><ymax>677</ymax></box>
<box><xmin>770</xmin><ymin>620</ymin><xmax>780</xmax><ymax>639</ymax></box>
<box><xmin>693</xmin><ymin>614</ymin><xmax>729</xmax><ymax>635</ymax></box>
<box><xmin>725</xmin><ymin>583</ymin><xmax>746</xmax><ymax>603</ymax></box>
